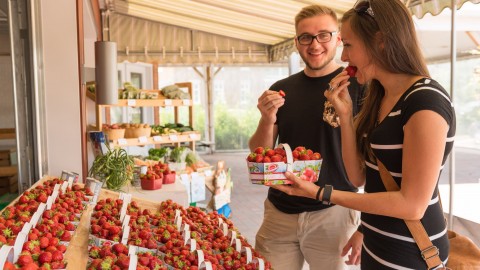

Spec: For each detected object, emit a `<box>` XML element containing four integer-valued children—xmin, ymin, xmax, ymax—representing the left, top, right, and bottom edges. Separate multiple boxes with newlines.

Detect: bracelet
<box><xmin>321</xmin><ymin>185</ymin><xmax>333</xmax><ymax>205</ymax></box>
<box><xmin>315</xmin><ymin>186</ymin><xmax>323</xmax><ymax>201</ymax></box>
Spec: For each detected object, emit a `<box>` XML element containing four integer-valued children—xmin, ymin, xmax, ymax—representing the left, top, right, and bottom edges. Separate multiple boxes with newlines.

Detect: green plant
<box><xmin>88</xmin><ymin>146</ymin><xmax>134</xmax><ymax>191</ymax></box>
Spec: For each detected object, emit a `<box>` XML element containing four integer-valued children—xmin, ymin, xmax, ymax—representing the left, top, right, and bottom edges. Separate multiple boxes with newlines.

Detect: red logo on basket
<box><xmin>266</xmin><ymin>164</ymin><xmax>278</xmax><ymax>172</ymax></box>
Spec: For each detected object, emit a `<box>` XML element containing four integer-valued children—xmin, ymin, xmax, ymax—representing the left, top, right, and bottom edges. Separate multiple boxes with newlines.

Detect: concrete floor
<box><xmin>199</xmin><ymin>147</ymin><xmax>480</xmax><ymax>269</ymax></box>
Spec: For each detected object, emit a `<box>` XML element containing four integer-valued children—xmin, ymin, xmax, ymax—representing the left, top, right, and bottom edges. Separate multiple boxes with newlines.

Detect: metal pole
<box><xmin>448</xmin><ymin>0</ymin><xmax>457</xmax><ymax>230</ymax></box>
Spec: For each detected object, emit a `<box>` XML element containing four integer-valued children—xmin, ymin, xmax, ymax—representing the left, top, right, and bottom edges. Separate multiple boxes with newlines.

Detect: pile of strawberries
<box><xmin>247</xmin><ymin>146</ymin><xmax>321</xmax><ymax>163</ymax></box>
<box><xmin>1</xmin><ymin>179</ymin><xmax>92</xmax><ymax>269</ymax></box>
<box><xmin>140</xmin><ymin>162</ymin><xmax>174</xmax><ymax>181</ymax></box>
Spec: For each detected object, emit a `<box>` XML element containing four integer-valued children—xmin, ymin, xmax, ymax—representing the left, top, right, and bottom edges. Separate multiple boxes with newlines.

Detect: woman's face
<box><xmin>340</xmin><ymin>20</ymin><xmax>376</xmax><ymax>84</ymax></box>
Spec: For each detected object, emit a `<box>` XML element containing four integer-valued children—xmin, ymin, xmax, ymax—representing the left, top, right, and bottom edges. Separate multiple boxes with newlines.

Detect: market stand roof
<box><xmin>92</xmin><ymin>0</ymin><xmax>480</xmax><ymax>64</ymax></box>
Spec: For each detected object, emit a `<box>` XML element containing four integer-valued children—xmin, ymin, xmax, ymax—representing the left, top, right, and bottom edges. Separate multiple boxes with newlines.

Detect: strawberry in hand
<box><xmin>345</xmin><ymin>66</ymin><xmax>357</xmax><ymax>77</ymax></box>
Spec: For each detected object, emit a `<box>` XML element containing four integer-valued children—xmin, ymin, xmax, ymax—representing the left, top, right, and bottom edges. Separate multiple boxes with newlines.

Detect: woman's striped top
<box><xmin>361</xmin><ymin>78</ymin><xmax>456</xmax><ymax>269</ymax></box>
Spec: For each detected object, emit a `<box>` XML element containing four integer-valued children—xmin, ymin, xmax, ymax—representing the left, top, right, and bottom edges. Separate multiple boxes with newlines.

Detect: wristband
<box><xmin>321</xmin><ymin>185</ymin><xmax>333</xmax><ymax>205</ymax></box>
<box><xmin>315</xmin><ymin>186</ymin><xmax>323</xmax><ymax>201</ymax></box>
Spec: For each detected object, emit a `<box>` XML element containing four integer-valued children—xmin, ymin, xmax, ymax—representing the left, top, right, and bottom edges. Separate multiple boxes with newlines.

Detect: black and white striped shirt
<box><xmin>361</xmin><ymin>78</ymin><xmax>455</xmax><ymax>269</ymax></box>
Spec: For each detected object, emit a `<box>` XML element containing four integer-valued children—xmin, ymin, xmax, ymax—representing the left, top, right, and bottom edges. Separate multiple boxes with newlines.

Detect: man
<box><xmin>249</xmin><ymin>5</ymin><xmax>364</xmax><ymax>270</ymax></box>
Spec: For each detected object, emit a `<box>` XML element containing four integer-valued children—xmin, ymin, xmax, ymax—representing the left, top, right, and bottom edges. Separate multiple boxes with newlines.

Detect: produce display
<box><xmin>247</xmin><ymin>144</ymin><xmax>322</xmax><ymax>185</ymax></box>
<box><xmin>151</xmin><ymin>123</ymin><xmax>195</xmax><ymax>136</ymax></box>
<box><xmin>0</xmin><ymin>176</ymin><xmax>271</xmax><ymax>269</ymax></box>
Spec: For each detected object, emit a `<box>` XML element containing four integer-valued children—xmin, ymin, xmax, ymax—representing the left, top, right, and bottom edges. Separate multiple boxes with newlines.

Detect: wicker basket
<box><xmin>103</xmin><ymin>129</ymin><xmax>125</xmax><ymax>141</ymax></box>
<box><xmin>124</xmin><ymin>127</ymin><xmax>152</xmax><ymax>138</ymax></box>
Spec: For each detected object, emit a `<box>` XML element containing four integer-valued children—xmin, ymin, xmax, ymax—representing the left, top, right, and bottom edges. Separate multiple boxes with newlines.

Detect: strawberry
<box><xmin>19</xmin><ymin>262</ymin><xmax>39</xmax><ymax>270</ymax></box>
<box><xmin>246</xmin><ymin>153</ymin><xmax>256</xmax><ymax>162</ymax></box>
<box><xmin>255</xmin><ymin>154</ymin><xmax>264</xmax><ymax>163</ymax></box>
<box><xmin>3</xmin><ymin>261</ymin><xmax>16</xmax><ymax>270</ymax></box>
<box><xmin>265</xmin><ymin>149</ymin><xmax>275</xmax><ymax>157</ymax></box>
<box><xmin>279</xmin><ymin>90</ymin><xmax>286</xmax><ymax>97</ymax></box>
<box><xmin>17</xmin><ymin>253</ymin><xmax>34</xmax><ymax>266</ymax></box>
<box><xmin>254</xmin><ymin>147</ymin><xmax>264</xmax><ymax>155</ymax></box>
<box><xmin>263</xmin><ymin>156</ymin><xmax>271</xmax><ymax>163</ymax></box>
<box><xmin>270</xmin><ymin>155</ymin><xmax>283</xmax><ymax>162</ymax></box>
<box><xmin>345</xmin><ymin>66</ymin><xmax>357</xmax><ymax>77</ymax></box>
<box><xmin>51</xmin><ymin>250</ymin><xmax>63</xmax><ymax>262</ymax></box>
<box><xmin>38</xmin><ymin>251</ymin><xmax>52</xmax><ymax>264</ymax></box>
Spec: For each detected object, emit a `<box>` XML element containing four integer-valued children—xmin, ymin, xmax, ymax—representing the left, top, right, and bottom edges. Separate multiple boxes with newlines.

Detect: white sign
<box><xmin>127</xmin><ymin>99</ymin><xmax>136</xmax><ymax>106</ymax></box>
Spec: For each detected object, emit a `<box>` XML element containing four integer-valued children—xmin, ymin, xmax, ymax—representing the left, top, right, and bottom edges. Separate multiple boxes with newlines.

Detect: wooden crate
<box><xmin>0</xmin><ymin>175</ymin><xmax>18</xmax><ymax>195</ymax></box>
<box><xmin>0</xmin><ymin>150</ymin><xmax>10</xmax><ymax>166</ymax></box>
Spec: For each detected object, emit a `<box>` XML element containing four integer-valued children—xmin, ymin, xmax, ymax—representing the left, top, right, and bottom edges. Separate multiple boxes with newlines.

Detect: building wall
<box><xmin>40</xmin><ymin>0</ymin><xmax>82</xmax><ymax>177</ymax></box>
<box><xmin>0</xmin><ymin>31</ymin><xmax>15</xmax><ymax>130</ymax></box>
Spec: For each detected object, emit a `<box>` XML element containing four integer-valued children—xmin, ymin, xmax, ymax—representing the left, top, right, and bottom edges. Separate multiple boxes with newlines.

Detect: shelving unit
<box><xmin>88</xmin><ymin>82</ymin><xmax>200</xmax><ymax>150</ymax></box>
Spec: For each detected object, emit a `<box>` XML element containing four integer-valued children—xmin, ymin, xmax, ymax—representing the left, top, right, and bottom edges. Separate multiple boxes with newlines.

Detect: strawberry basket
<box><xmin>246</xmin><ymin>143</ymin><xmax>322</xmax><ymax>185</ymax></box>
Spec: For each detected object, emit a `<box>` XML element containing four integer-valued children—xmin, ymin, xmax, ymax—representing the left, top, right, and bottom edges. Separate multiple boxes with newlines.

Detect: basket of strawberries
<box><xmin>246</xmin><ymin>144</ymin><xmax>322</xmax><ymax>185</ymax></box>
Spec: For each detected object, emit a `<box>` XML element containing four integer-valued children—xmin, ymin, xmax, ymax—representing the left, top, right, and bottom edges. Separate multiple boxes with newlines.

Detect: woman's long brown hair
<box><xmin>341</xmin><ymin>0</ymin><xmax>430</xmax><ymax>162</ymax></box>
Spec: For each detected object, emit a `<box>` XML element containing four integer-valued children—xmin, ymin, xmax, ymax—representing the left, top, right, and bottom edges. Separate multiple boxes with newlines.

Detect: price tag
<box><xmin>189</xmin><ymin>133</ymin><xmax>198</xmax><ymax>140</ymax></box>
<box><xmin>169</xmin><ymin>135</ymin><xmax>178</xmax><ymax>141</ymax></box>
<box><xmin>67</xmin><ymin>176</ymin><xmax>74</xmax><ymax>188</ymax></box>
<box><xmin>118</xmin><ymin>138</ymin><xmax>128</xmax><ymax>145</ymax></box>
<box><xmin>153</xmin><ymin>136</ymin><xmax>162</xmax><ymax>142</ymax></box>
<box><xmin>127</xmin><ymin>99</ymin><xmax>136</xmax><ymax>106</ymax></box>
<box><xmin>138</xmin><ymin>136</ymin><xmax>148</xmax><ymax>143</ymax></box>
<box><xmin>182</xmin><ymin>99</ymin><xmax>191</xmax><ymax>106</ymax></box>
<box><xmin>164</xmin><ymin>99</ymin><xmax>172</xmax><ymax>106</ymax></box>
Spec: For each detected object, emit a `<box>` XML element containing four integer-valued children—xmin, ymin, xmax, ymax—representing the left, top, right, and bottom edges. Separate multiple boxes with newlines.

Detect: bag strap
<box><xmin>377</xmin><ymin>159</ymin><xmax>444</xmax><ymax>269</ymax></box>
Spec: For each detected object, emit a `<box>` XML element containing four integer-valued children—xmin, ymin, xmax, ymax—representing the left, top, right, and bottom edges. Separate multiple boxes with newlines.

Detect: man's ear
<box><xmin>336</xmin><ymin>32</ymin><xmax>342</xmax><ymax>46</ymax></box>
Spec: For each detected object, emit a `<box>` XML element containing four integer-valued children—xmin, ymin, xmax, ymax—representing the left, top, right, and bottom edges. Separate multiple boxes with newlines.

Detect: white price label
<box><xmin>117</xmin><ymin>138</ymin><xmax>128</xmax><ymax>145</ymax></box>
<box><xmin>169</xmin><ymin>135</ymin><xmax>178</xmax><ymax>141</ymax></box>
<box><xmin>153</xmin><ymin>136</ymin><xmax>162</xmax><ymax>142</ymax></box>
<box><xmin>127</xmin><ymin>99</ymin><xmax>136</xmax><ymax>106</ymax></box>
<box><xmin>189</xmin><ymin>133</ymin><xmax>198</xmax><ymax>139</ymax></box>
<box><xmin>182</xmin><ymin>99</ymin><xmax>191</xmax><ymax>106</ymax></box>
<box><xmin>138</xmin><ymin>136</ymin><xmax>148</xmax><ymax>143</ymax></box>
<box><xmin>164</xmin><ymin>99</ymin><xmax>173</xmax><ymax>106</ymax></box>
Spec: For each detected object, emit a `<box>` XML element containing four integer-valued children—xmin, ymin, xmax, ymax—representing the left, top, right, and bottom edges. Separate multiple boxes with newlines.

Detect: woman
<box><xmin>274</xmin><ymin>0</ymin><xmax>455</xmax><ymax>269</ymax></box>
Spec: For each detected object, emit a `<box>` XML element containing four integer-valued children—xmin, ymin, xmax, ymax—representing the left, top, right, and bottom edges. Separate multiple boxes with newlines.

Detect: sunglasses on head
<box><xmin>354</xmin><ymin>0</ymin><xmax>375</xmax><ymax>18</ymax></box>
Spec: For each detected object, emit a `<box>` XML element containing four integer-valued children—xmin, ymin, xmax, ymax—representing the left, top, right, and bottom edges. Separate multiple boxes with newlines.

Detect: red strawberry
<box><xmin>265</xmin><ymin>149</ymin><xmax>275</xmax><ymax>157</ymax></box>
<box><xmin>246</xmin><ymin>153</ymin><xmax>256</xmax><ymax>162</ymax></box>
<box><xmin>19</xmin><ymin>262</ymin><xmax>39</xmax><ymax>270</ymax></box>
<box><xmin>3</xmin><ymin>261</ymin><xmax>16</xmax><ymax>270</ymax></box>
<box><xmin>345</xmin><ymin>66</ymin><xmax>357</xmax><ymax>77</ymax></box>
<box><xmin>270</xmin><ymin>155</ymin><xmax>283</xmax><ymax>162</ymax></box>
<box><xmin>38</xmin><ymin>251</ymin><xmax>52</xmax><ymax>264</ymax></box>
<box><xmin>255</xmin><ymin>154</ymin><xmax>264</xmax><ymax>163</ymax></box>
<box><xmin>51</xmin><ymin>250</ymin><xmax>63</xmax><ymax>262</ymax></box>
<box><xmin>17</xmin><ymin>253</ymin><xmax>34</xmax><ymax>266</ymax></box>
<box><xmin>279</xmin><ymin>90</ymin><xmax>286</xmax><ymax>97</ymax></box>
<box><xmin>263</xmin><ymin>156</ymin><xmax>271</xmax><ymax>163</ymax></box>
<box><xmin>254</xmin><ymin>147</ymin><xmax>264</xmax><ymax>155</ymax></box>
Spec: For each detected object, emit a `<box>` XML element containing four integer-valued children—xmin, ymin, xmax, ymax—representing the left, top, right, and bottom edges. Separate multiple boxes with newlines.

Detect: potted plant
<box><xmin>88</xmin><ymin>146</ymin><xmax>134</xmax><ymax>191</ymax></box>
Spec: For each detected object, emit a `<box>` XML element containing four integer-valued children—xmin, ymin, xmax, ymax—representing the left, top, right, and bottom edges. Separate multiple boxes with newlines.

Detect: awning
<box><xmin>100</xmin><ymin>0</ymin><xmax>480</xmax><ymax>64</ymax></box>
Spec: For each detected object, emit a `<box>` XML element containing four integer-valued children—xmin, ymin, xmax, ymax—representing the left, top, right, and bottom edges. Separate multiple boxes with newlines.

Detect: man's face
<box><xmin>295</xmin><ymin>15</ymin><xmax>340</xmax><ymax>73</ymax></box>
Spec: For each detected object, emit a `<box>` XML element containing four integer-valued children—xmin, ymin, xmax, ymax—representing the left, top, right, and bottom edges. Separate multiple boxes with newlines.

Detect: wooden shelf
<box><xmin>86</xmin><ymin>90</ymin><xmax>193</xmax><ymax>107</ymax></box>
<box><xmin>0</xmin><ymin>128</ymin><xmax>15</xmax><ymax>140</ymax></box>
<box><xmin>109</xmin><ymin>133</ymin><xmax>201</xmax><ymax>147</ymax></box>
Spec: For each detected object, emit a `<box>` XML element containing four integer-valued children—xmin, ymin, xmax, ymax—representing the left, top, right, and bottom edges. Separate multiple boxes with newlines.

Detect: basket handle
<box><xmin>276</xmin><ymin>143</ymin><xmax>294</xmax><ymax>173</ymax></box>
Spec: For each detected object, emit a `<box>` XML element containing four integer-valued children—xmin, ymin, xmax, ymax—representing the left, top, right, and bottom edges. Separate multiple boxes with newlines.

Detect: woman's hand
<box><xmin>270</xmin><ymin>171</ymin><xmax>319</xmax><ymax>200</ymax></box>
<box><xmin>257</xmin><ymin>90</ymin><xmax>285</xmax><ymax>126</ymax></box>
<box><xmin>341</xmin><ymin>230</ymin><xmax>363</xmax><ymax>265</ymax></box>
<box><xmin>325</xmin><ymin>70</ymin><xmax>353</xmax><ymax>119</ymax></box>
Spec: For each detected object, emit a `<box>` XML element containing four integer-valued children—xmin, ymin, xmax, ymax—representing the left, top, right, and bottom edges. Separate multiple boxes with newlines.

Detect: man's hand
<box><xmin>257</xmin><ymin>90</ymin><xmax>285</xmax><ymax>126</ymax></box>
<box><xmin>341</xmin><ymin>230</ymin><xmax>363</xmax><ymax>265</ymax></box>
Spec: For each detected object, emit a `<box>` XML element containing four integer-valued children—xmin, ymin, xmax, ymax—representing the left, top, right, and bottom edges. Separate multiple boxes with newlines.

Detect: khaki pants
<box><xmin>255</xmin><ymin>199</ymin><xmax>360</xmax><ymax>270</ymax></box>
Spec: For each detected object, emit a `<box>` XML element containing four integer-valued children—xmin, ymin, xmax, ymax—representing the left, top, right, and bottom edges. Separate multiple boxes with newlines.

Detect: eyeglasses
<box><xmin>296</xmin><ymin>32</ymin><xmax>337</xmax><ymax>45</ymax></box>
<box><xmin>354</xmin><ymin>0</ymin><xmax>375</xmax><ymax>18</ymax></box>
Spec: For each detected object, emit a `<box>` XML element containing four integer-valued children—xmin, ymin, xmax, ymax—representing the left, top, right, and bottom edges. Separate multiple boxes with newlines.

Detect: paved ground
<box><xmin>200</xmin><ymin>147</ymin><xmax>480</xmax><ymax>269</ymax></box>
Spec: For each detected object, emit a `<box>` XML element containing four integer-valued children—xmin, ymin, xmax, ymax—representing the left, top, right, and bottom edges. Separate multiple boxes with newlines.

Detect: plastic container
<box><xmin>140</xmin><ymin>177</ymin><xmax>162</xmax><ymax>190</ymax></box>
<box><xmin>162</xmin><ymin>172</ymin><xmax>176</xmax><ymax>184</ymax></box>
